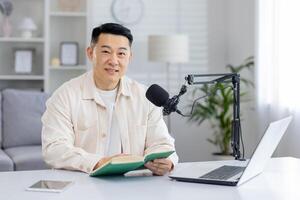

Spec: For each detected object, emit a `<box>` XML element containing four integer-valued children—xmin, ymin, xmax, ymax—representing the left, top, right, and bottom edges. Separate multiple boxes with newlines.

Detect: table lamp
<box><xmin>148</xmin><ymin>34</ymin><xmax>189</xmax><ymax>130</ymax></box>
<box><xmin>18</xmin><ymin>17</ymin><xmax>37</xmax><ymax>38</ymax></box>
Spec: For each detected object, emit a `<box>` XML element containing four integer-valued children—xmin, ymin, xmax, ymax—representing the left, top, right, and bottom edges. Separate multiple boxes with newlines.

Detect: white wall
<box><xmin>90</xmin><ymin>0</ymin><xmax>257</xmax><ymax>162</ymax></box>
<box><xmin>89</xmin><ymin>0</ymin><xmax>208</xmax><ymax>90</ymax></box>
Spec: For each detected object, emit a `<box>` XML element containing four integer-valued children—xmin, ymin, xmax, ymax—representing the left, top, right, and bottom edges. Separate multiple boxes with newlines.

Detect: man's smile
<box><xmin>105</xmin><ymin>68</ymin><xmax>119</xmax><ymax>75</ymax></box>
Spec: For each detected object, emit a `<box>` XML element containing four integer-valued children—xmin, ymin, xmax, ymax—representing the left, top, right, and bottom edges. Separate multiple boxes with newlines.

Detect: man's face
<box><xmin>87</xmin><ymin>33</ymin><xmax>132</xmax><ymax>90</ymax></box>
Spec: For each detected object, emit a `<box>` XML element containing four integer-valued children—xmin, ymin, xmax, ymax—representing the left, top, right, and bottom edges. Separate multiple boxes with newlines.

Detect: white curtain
<box><xmin>257</xmin><ymin>0</ymin><xmax>300</xmax><ymax>157</ymax></box>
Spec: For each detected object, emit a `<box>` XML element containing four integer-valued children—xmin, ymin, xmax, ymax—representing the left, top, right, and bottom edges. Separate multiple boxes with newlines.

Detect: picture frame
<box><xmin>14</xmin><ymin>48</ymin><xmax>35</xmax><ymax>73</ymax></box>
<box><xmin>60</xmin><ymin>42</ymin><xmax>79</xmax><ymax>66</ymax></box>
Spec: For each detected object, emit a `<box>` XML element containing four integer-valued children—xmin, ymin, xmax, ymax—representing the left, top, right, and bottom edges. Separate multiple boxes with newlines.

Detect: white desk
<box><xmin>0</xmin><ymin>157</ymin><xmax>299</xmax><ymax>200</ymax></box>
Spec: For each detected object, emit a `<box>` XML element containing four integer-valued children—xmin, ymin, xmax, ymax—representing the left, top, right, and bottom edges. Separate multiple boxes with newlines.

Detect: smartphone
<box><xmin>26</xmin><ymin>180</ymin><xmax>73</xmax><ymax>193</ymax></box>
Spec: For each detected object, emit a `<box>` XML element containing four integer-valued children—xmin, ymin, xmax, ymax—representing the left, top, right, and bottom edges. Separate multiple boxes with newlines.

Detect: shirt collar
<box><xmin>82</xmin><ymin>70</ymin><xmax>131</xmax><ymax>100</ymax></box>
<box><xmin>118</xmin><ymin>76</ymin><xmax>131</xmax><ymax>98</ymax></box>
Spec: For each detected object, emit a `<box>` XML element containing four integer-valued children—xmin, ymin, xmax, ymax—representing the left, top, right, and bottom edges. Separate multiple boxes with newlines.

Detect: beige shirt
<box><xmin>42</xmin><ymin>71</ymin><xmax>178</xmax><ymax>173</ymax></box>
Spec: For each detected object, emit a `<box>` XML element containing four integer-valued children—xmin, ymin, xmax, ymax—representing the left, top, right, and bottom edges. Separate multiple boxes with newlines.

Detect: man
<box><xmin>42</xmin><ymin>23</ymin><xmax>178</xmax><ymax>176</ymax></box>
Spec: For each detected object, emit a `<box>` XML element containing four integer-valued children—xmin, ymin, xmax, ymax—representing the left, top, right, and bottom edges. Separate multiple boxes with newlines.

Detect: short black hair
<box><xmin>90</xmin><ymin>23</ymin><xmax>133</xmax><ymax>47</ymax></box>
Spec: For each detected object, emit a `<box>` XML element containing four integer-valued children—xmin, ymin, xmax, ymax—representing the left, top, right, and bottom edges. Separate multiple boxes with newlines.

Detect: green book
<box><xmin>89</xmin><ymin>150</ymin><xmax>175</xmax><ymax>177</ymax></box>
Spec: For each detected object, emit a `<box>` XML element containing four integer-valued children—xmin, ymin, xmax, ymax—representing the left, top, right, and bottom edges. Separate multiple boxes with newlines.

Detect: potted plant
<box><xmin>189</xmin><ymin>56</ymin><xmax>254</xmax><ymax>157</ymax></box>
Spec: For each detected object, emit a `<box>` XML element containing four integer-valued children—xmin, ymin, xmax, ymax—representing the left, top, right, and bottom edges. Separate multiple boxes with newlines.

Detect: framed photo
<box><xmin>60</xmin><ymin>42</ymin><xmax>79</xmax><ymax>66</ymax></box>
<box><xmin>14</xmin><ymin>48</ymin><xmax>35</xmax><ymax>73</ymax></box>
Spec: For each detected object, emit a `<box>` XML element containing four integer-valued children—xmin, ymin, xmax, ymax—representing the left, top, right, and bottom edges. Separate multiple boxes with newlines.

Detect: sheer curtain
<box><xmin>257</xmin><ymin>0</ymin><xmax>300</xmax><ymax>157</ymax></box>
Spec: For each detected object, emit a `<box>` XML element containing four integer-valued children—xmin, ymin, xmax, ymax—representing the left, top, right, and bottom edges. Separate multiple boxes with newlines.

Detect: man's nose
<box><xmin>109</xmin><ymin>53</ymin><xmax>118</xmax><ymax>66</ymax></box>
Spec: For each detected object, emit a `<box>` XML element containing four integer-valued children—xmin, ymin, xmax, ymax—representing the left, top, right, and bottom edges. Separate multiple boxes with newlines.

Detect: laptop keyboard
<box><xmin>199</xmin><ymin>165</ymin><xmax>246</xmax><ymax>180</ymax></box>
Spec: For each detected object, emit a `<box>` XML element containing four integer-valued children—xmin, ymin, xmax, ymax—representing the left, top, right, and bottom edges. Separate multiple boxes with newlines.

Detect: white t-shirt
<box><xmin>97</xmin><ymin>87</ymin><xmax>122</xmax><ymax>156</ymax></box>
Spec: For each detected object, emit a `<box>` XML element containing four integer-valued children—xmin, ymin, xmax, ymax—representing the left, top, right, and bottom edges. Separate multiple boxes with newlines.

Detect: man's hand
<box><xmin>144</xmin><ymin>158</ymin><xmax>173</xmax><ymax>176</ymax></box>
<box><xmin>93</xmin><ymin>154</ymin><xmax>129</xmax><ymax>170</ymax></box>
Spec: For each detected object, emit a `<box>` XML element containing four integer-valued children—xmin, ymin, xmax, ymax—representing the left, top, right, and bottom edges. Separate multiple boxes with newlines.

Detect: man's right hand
<box><xmin>93</xmin><ymin>154</ymin><xmax>129</xmax><ymax>170</ymax></box>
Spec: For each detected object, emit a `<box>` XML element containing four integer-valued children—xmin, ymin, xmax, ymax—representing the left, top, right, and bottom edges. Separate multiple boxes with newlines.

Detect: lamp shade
<box><xmin>148</xmin><ymin>35</ymin><xmax>189</xmax><ymax>63</ymax></box>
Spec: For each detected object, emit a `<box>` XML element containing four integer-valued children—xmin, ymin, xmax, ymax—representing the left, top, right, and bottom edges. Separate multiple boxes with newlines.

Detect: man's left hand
<box><xmin>144</xmin><ymin>158</ymin><xmax>173</xmax><ymax>176</ymax></box>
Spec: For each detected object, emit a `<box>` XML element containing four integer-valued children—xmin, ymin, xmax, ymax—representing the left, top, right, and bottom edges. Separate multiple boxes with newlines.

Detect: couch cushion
<box><xmin>2</xmin><ymin>89</ymin><xmax>48</xmax><ymax>148</ymax></box>
<box><xmin>0</xmin><ymin>149</ymin><xmax>13</xmax><ymax>171</ymax></box>
<box><xmin>5</xmin><ymin>145</ymin><xmax>49</xmax><ymax>171</ymax></box>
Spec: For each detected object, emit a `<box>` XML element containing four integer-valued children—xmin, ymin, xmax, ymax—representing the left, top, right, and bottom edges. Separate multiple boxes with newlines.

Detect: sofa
<box><xmin>0</xmin><ymin>89</ymin><xmax>49</xmax><ymax>171</ymax></box>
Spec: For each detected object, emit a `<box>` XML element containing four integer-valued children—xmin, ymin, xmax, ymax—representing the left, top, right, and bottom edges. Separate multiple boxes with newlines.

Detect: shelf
<box><xmin>50</xmin><ymin>11</ymin><xmax>86</xmax><ymax>17</ymax></box>
<box><xmin>50</xmin><ymin>65</ymin><xmax>87</xmax><ymax>70</ymax></box>
<box><xmin>0</xmin><ymin>37</ymin><xmax>45</xmax><ymax>43</ymax></box>
<box><xmin>0</xmin><ymin>75</ymin><xmax>45</xmax><ymax>80</ymax></box>
<box><xmin>0</xmin><ymin>1</ymin><xmax>88</xmax><ymax>92</ymax></box>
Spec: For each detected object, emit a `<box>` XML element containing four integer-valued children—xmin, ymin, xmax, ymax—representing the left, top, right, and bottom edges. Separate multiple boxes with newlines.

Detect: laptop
<box><xmin>169</xmin><ymin>116</ymin><xmax>292</xmax><ymax>186</ymax></box>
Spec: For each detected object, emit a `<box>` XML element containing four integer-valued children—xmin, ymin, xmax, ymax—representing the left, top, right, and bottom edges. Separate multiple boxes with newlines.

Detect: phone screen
<box><xmin>27</xmin><ymin>180</ymin><xmax>73</xmax><ymax>192</ymax></box>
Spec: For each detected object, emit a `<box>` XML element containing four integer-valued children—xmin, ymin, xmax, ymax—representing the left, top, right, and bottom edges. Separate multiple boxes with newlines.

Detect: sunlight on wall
<box><xmin>258</xmin><ymin>0</ymin><xmax>300</xmax><ymax>110</ymax></box>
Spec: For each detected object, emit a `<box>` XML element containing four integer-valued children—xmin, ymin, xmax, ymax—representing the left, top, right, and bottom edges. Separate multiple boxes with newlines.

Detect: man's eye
<box><xmin>118</xmin><ymin>52</ymin><xmax>126</xmax><ymax>56</ymax></box>
<box><xmin>101</xmin><ymin>50</ymin><xmax>110</xmax><ymax>54</ymax></box>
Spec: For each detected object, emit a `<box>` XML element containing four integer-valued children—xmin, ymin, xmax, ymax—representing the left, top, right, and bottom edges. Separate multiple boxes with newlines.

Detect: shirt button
<box><xmin>102</xmin><ymin>133</ymin><xmax>107</xmax><ymax>138</ymax></box>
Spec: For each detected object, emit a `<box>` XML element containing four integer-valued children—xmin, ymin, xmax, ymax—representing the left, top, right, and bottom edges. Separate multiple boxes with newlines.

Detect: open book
<box><xmin>90</xmin><ymin>150</ymin><xmax>175</xmax><ymax>177</ymax></box>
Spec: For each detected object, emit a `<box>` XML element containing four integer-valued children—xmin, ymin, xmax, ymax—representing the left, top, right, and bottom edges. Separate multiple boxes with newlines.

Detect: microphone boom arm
<box><xmin>185</xmin><ymin>73</ymin><xmax>242</xmax><ymax>160</ymax></box>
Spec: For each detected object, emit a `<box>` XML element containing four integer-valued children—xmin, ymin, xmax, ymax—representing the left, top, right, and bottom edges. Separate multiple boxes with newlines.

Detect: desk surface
<box><xmin>1</xmin><ymin>157</ymin><xmax>300</xmax><ymax>200</ymax></box>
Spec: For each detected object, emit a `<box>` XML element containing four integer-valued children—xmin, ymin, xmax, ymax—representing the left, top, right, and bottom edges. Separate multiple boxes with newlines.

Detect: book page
<box><xmin>111</xmin><ymin>155</ymin><xmax>144</xmax><ymax>164</ymax></box>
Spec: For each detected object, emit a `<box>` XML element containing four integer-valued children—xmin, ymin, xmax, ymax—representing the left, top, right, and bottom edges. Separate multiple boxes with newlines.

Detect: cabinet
<box><xmin>0</xmin><ymin>0</ymin><xmax>89</xmax><ymax>93</ymax></box>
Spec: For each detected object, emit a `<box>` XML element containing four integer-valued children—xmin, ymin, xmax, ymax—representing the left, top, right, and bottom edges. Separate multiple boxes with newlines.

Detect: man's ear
<box><xmin>129</xmin><ymin>51</ymin><xmax>133</xmax><ymax>62</ymax></box>
<box><xmin>86</xmin><ymin>46</ymin><xmax>93</xmax><ymax>61</ymax></box>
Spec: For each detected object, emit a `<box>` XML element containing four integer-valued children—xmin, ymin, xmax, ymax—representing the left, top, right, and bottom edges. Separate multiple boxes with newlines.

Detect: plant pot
<box><xmin>212</xmin><ymin>152</ymin><xmax>234</xmax><ymax>161</ymax></box>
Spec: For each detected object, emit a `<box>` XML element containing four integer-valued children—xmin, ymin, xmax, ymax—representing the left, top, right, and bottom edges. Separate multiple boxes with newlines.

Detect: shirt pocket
<box><xmin>74</xmin><ymin>121</ymin><xmax>98</xmax><ymax>151</ymax></box>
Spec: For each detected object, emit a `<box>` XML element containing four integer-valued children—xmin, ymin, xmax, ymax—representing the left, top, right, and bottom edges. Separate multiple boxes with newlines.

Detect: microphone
<box><xmin>145</xmin><ymin>84</ymin><xmax>187</xmax><ymax>116</ymax></box>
